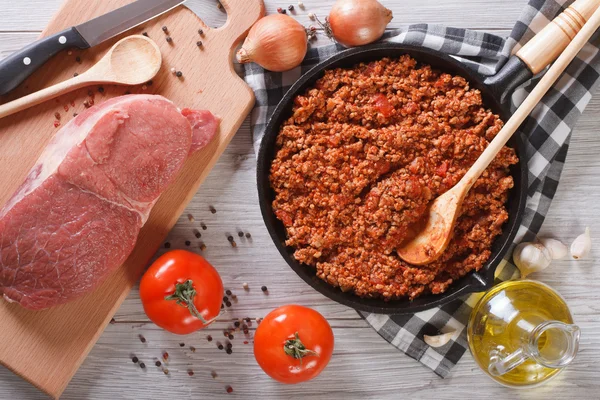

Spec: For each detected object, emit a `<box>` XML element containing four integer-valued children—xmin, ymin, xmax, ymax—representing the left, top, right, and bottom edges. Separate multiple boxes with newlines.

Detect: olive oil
<box><xmin>468</xmin><ymin>280</ymin><xmax>576</xmax><ymax>387</ymax></box>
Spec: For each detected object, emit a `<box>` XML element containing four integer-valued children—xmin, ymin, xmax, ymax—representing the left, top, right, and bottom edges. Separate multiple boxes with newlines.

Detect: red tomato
<box><xmin>254</xmin><ymin>305</ymin><xmax>334</xmax><ymax>384</ymax></box>
<box><xmin>140</xmin><ymin>250</ymin><xmax>223</xmax><ymax>335</ymax></box>
<box><xmin>372</xmin><ymin>93</ymin><xmax>394</xmax><ymax>118</ymax></box>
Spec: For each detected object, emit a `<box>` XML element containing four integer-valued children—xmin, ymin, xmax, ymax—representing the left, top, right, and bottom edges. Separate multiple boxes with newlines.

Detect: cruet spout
<box><xmin>488</xmin><ymin>321</ymin><xmax>581</xmax><ymax>377</ymax></box>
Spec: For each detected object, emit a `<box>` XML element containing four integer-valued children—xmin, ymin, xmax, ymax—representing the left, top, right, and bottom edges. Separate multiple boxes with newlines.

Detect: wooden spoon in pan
<box><xmin>397</xmin><ymin>5</ymin><xmax>600</xmax><ymax>265</ymax></box>
<box><xmin>0</xmin><ymin>35</ymin><xmax>161</xmax><ymax>119</ymax></box>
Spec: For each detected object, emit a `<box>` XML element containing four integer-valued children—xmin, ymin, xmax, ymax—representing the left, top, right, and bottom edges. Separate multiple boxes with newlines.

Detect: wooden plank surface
<box><xmin>2</xmin><ymin>0</ymin><xmax>600</xmax><ymax>399</ymax></box>
<box><xmin>0</xmin><ymin>0</ymin><xmax>263</xmax><ymax>398</ymax></box>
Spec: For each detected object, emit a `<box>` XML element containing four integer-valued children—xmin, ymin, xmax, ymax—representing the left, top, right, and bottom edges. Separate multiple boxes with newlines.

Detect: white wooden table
<box><xmin>1</xmin><ymin>1</ymin><xmax>599</xmax><ymax>398</ymax></box>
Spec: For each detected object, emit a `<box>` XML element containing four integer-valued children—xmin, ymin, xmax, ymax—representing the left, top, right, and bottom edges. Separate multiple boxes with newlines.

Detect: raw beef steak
<box><xmin>0</xmin><ymin>95</ymin><xmax>219</xmax><ymax>310</ymax></box>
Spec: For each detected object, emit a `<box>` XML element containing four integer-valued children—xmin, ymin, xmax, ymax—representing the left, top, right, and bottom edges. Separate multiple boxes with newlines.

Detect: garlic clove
<box><xmin>571</xmin><ymin>227</ymin><xmax>591</xmax><ymax>260</ymax></box>
<box><xmin>512</xmin><ymin>242</ymin><xmax>552</xmax><ymax>277</ymax></box>
<box><xmin>538</xmin><ymin>237</ymin><xmax>568</xmax><ymax>260</ymax></box>
<box><xmin>424</xmin><ymin>331</ymin><xmax>456</xmax><ymax>348</ymax></box>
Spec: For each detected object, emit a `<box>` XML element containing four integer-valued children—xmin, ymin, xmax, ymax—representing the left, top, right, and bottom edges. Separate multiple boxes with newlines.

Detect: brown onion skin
<box><xmin>328</xmin><ymin>0</ymin><xmax>393</xmax><ymax>47</ymax></box>
<box><xmin>236</xmin><ymin>14</ymin><xmax>308</xmax><ymax>72</ymax></box>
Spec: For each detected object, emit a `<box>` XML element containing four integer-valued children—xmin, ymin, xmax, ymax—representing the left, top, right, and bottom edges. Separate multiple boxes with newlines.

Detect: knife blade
<box><xmin>76</xmin><ymin>0</ymin><xmax>185</xmax><ymax>48</ymax></box>
<box><xmin>0</xmin><ymin>0</ymin><xmax>185</xmax><ymax>96</ymax></box>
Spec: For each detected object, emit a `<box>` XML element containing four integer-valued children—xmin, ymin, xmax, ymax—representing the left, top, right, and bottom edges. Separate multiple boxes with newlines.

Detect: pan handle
<box><xmin>516</xmin><ymin>0</ymin><xmax>600</xmax><ymax>74</ymax></box>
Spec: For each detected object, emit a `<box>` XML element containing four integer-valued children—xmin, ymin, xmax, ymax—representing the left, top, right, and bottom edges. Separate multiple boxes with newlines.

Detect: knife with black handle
<box><xmin>0</xmin><ymin>0</ymin><xmax>185</xmax><ymax>96</ymax></box>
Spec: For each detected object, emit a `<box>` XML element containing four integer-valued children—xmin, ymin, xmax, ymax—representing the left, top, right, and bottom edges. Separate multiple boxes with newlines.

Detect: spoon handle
<box><xmin>459</xmin><ymin>4</ymin><xmax>600</xmax><ymax>193</ymax></box>
<box><xmin>0</xmin><ymin>73</ymin><xmax>97</xmax><ymax>119</ymax></box>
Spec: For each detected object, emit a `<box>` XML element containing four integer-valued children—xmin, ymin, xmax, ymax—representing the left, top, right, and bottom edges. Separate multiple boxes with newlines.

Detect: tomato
<box><xmin>254</xmin><ymin>305</ymin><xmax>334</xmax><ymax>384</ymax></box>
<box><xmin>372</xmin><ymin>93</ymin><xmax>394</xmax><ymax>118</ymax></box>
<box><xmin>140</xmin><ymin>250</ymin><xmax>223</xmax><ymax>335</ymax></box>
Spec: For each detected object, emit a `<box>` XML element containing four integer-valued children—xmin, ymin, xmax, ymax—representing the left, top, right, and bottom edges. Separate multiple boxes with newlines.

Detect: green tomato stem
<box><xmin>283</xmin><ymin>332</ymin><xmax>319</xmax><ymax>364</ymax></box>
<box><xmin>164</xmin><ymin>279</ymin><xmax>208</xmax><ymax>324</ymax></box>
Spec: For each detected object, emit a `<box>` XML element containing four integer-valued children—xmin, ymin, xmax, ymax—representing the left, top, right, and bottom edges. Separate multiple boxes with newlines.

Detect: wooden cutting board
<box><xmin>0</xmin><ymin>0</ymin><xmax>264</xmax><ymax>397</ymax></box>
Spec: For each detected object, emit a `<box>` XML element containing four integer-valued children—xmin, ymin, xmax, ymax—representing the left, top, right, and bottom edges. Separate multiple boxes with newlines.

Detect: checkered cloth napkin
<box><xmin>243</xmin><ymin>0</ymin><xmax>600</xmax><ymax>377</ymax></box>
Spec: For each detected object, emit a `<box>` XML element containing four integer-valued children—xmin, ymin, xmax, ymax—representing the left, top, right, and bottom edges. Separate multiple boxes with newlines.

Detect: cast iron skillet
<box><xmin>257</xmin><ymin>43</ymin><xmax>534</xmax><ymax>314</ymax></box>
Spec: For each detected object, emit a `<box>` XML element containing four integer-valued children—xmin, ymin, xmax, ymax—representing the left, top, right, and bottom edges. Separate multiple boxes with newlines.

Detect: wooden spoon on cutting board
<box><xmin>0</xmin><ymin>35</ymin><xmax>161</xmax><ymax>118</ymax></box>
<box><xmin>397</xmin><ymin>4</ymin><xmax>600</xmax><ymax>266</ymax></box>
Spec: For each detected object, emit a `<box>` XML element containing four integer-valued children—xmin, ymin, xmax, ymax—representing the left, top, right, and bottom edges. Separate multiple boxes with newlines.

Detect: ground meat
<box><xmin>270</xmin><ymin>55</ymin><xmax>518</xmax><ymax>300</ymax></box>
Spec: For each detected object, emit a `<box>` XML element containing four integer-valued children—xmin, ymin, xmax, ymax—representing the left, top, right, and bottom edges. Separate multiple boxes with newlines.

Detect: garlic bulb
<box><xmin>328</xmin><ymin>0</ymin><xmax>393</xmax><ymax>47</ymax></box>
<box><xmin>538</xmin><ymin>238</ymin><xmax>568</xmax><ymax>260</ymax></box>
<box><xmin>512</xmin><ymin>242</ymin><xmax>552</xmax><ymax>277</ymax></box>
<box><xmin>236</xmin><ymin>14</ymin><xmax>308</xmax><ymax>72</ymax></box>
<box><xmin>424</xmin><ymin>331</ymin><xmax>456</xmax><ymax>348</ymax></box>
<box><xmin>571</xmin><ymin>227</ymin><xmax>591</xmax><ymax>260</ymax></box>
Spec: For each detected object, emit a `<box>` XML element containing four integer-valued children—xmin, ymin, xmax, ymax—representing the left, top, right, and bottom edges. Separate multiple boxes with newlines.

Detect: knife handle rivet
<box><xmin>23</xmin><ymin>57</ymin><xmax>31</xmax><ymax>66</ymax></box>
<box><xmin>59</xmin><ymin>36</ymin><xmax>67</xmax><ymax>45</ymax></box>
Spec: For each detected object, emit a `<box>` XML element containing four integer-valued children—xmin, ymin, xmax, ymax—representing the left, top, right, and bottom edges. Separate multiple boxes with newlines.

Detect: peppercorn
<box><xmin>234</xmin><ymin>321</ymin><xmax>240</xmax><ymax>328</ymax></box>
<box><xmin>139</xmin><ymin>334</ymin><xmax>146</xmax><ymax>343</ymax></box>
<box><xmin>225</xmin><ymin>289</ymin><xmax>232</xmax><ymax>296</ymax></box>
<box><xmin>226</xmin><ymin>348</ymin><xmax>232</xmax><ymax>354</ymax></box>
<box><xmin>243</xmin><ymin>328</ymin><xmax>249</xmax><ymax>335</ymax></box>
<box><xmin>155</xmin><ymin>361</ymin><xmax>161</xmax><ymax>367</ymax></box>
<box><xmin>238</xmin><ymin>231</ymin><xmax>244</xmax><ymax>238</ymax></box>
<box><xmin>245</xmin><ymin>317</ymin><xmax>252</xmax><ymax>323</ymax></box>
<box><xmin>98</xmin><ymin>86</ymin><xmax>105</xmax><ymax>93</ymax></box>
<box><xmin>162</xmin><ymin>26</ymin><xmax>168</xmax><ymax>32</ymax></box>
<box><xmin>110</xmin><ymin>318</ymin><xmax>116</xmax><ymax>324</ymax></box>
<box><xmin>209</xmin><ymin>206</ymin><xmax>217</xmax><ymax>213</ymax></box>
<box><xmin>225</xmin><ymin>301</ymin><xmax>232</xmax><ymax>307</ymax></box>
<box><xmin>226</xmin><ymin>386</ymin><xmax>233</xmax><ymax>393</ymax></box>
<box><xmin>188</xmin><ymin>370</ymin><xmax>194</xmax><ymax>376</ymax></box>
<box><xmin>207</xmin><ymin>335</ymin><xmax>213</xmax><ymax>342</ymax></box>
<box><xmin>198</xmin><ymin>28</ymin><xmax>204</xmax><ymax>35</ymax></box>
<box><xmin>196</xmin><ymin>41</ymin><xmax>203</xmax><ymax>47</ymax></box>
<box><xmin>201</xmin><ymin>222</ymin><xmax>207</xmax><ymax>230</ymax></box>
<box><xmin>226</xmin><ymin>342</ymin><xmax>232</xmax><ymax>349</ymax></box>
<box><xmin>245</xmin><ymin>232</ymin><xmax>251</xmax><ymax>239</ymax></box>
<box><xmin>75</xmin><ymin>56</ymin><xmax>81</xmax><ymax>63</ymax></box>
<box><xmin>176</xmin><ymin>71</ymin><xmax>183</xmax><ymax>77</ymax></box>
<box><xmin>277</xmin><ymin>7</ymin><xmax>284</xmax><ymax>13</ymax></box>
<box><xmin>194</xmin><ymin>230</ymin><xmax>201</xmax><ymax>238</ymax></box>
<box><xmin>261</xmin><ymin>285</ymin><xmax>268</xmax><ymax>292</ymax></box>
<box><xmin>228</xmin><ymin>334</ymin><xmax>234</xmax><ymax>340</ymax></box>
<box><xmin>227</xmin><ymin>235</ymin><xmax>234</xmax><ymax>242</ymax></box>
<box><xmin>218</xmin><ymin>344</ymin><xmax>224</xmax><ymax>350</ymax></box>
<box><xmin>132</xmin><ymin>356</ymin><xmax>139</xmax><ymax>363</ymax></box>
<box><xmin>164</xmin><ymin>242</ymin><xmax>171</xmax><ymax>248</ymax></box>
<box><xmin>190</xmin><ymin>346</ymin><xmax>196</xmax><ymax>352</ymax></box>
<box><xmin>185</xmin><ymin>240</ymin><xmax>191</xmax><ymax>246</ymax></box>
<box><xmin>142</xmin><ymin>32</ymin><xmax>148</xmax><ymax>37</ymax></box>
<box><xmin>179</xmin><ymin>342</ymin><xmax>185</xmax><ymax>347</ymax></box>
<box><xmin>288</xmin><ymin>5</ymin><xmax>294</xmax><ymax>11</ymax></box>
<box><xmin>166</xmin><ymin>36</ymin><xmax>173</xmax><ymax>43</ymax></box>
<box><xmin>73</xmin><ymin>72</ymin><xmax>79</xmax><ymax>77</ymax></box>
<box><xmin>140</xmin><ymin>362</ymin><xmax>146</xmax><ymax>369</ymax></box>
<box><xmin>223</xmin><ymin>296</ymin><xmax>229</xmax><ymax>302</ymax></box>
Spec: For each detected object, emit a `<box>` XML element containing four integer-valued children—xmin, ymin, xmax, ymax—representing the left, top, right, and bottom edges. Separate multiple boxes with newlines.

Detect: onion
<box><xmin>328</xmin><ymin>0</ymin><xmax>393</xmax><ymax>47</ymax></box>
<box><xmin>236</xmin><ymin>14</ymin><xmax>308</xmax><ymax>72</ymax></box>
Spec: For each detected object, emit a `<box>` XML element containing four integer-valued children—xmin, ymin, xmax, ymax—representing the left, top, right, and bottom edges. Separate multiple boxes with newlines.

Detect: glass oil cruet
<box><xmin>467</xmin><ymin>280</ymin><xmax>580</xmax><ymax>387</ymax></box>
